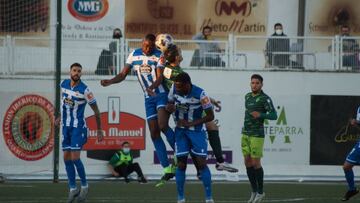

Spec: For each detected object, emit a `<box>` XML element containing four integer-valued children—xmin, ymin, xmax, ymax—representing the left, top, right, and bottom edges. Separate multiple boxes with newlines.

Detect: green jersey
<box><xmin>242</xmin><ymin>91</ymin><xmax>277</xmax><ymax>137</ymax></box>
<box><xmin>162</xmin><ymin>64</ymin><xmax>185</xmax><ymax>91</ymax></box>
<box><xmin>108</xmin><ymin>150</ymin><xmax>133</xmax><ymax>167</ymax></box>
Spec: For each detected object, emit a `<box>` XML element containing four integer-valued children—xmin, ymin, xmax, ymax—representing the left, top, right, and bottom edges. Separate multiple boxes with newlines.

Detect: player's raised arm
<box><xmin>100</xmin><ymin>64</ymin><xmax>131</xmax><ymax>87</ymax></box>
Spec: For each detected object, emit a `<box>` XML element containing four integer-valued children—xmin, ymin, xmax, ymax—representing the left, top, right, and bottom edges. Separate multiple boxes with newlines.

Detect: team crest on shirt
<box><xmin>64</xmin><ymin>98</ymin><xmax>75</xmax><ymax>107</ymax></box>
<box><xmin>2</xmin><ymin>94</ymin><xmax>55</xmax><ymax>161</ymax></box>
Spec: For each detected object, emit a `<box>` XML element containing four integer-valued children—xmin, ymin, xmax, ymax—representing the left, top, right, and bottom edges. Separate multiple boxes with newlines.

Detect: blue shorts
<box><xmin>346</xmin><ymin>142</ymin><xmax>360</xmax><ymax>164</ymax></box>
<box><xmin>62</xmin><ymin>126</ymin><xmax>88</xmax><ymax>151</ymax></box>
<box><xmin>175</xmin><ymin>127</ymin><xmax>208</xmax><ymax>158</ymax></box>
<box><xmin>144</xmin><ymin>92</ymin><xmax>168</xmax><ymax>120</ymax></box>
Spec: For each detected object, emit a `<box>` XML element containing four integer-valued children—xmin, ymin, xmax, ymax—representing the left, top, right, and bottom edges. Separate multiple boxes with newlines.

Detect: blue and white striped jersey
<box><xmin>126</xmin><ymin>48</ymin><xmax>166</xmax><ymax>97</ymax></box>
<box><xmin>61</xmin><ymin>79</ymin><xmax>96</xmax><ymax>128</ymax></box>
<box><xmin>168</xmin><ymin>84</ymin><xmax>213</xmax><ymax>131</ymax></box>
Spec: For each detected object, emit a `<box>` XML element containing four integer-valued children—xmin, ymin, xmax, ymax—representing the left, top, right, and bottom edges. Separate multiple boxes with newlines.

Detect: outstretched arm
<box><xmin>100</xmin><ymin>65</ymin><xmax>131</xmax><ymax>87</ymax></box>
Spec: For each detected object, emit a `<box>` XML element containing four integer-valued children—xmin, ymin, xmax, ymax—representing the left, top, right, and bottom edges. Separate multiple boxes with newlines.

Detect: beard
<box><xmin>71</xmin><ymin>75</ymin><xmax>80</xmax><ymax>82</ymax></box>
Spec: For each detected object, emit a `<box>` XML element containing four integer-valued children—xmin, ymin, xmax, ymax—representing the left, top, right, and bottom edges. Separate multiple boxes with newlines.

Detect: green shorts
<box><xmin>241</xmin><ymin>134</ymin><xmax>264</xmax><ymax>158</ymax></box>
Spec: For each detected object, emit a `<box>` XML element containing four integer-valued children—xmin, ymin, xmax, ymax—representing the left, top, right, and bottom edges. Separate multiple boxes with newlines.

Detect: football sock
<box><xmin>246</xmin><ymin>167</ymin><xmax>257</xmax><ymax>192</ymax></box>
<box><xmin>153</xmin><ymin>137</ymin><xmax>170</xmax><ymax>168</ymax></box>
<box><xmin>176</xmin><ymin>167</ymin><xmax>186</xmax><ymax>200</ymax></box>
<box><xmin>64</xmin><ymin>160</ymin><xmax>76</xmax><ymax>189</ymax></box>
<box><xmin>208</xmin><ymin>130</ymin><xmax>224</xmax><ymax>163</ymax></box>
<box><xmin>344</xmin><ymin>169</ymin><xmax>356</xmax><ymax>191</ymax></box>
<box><xmin>164</xmin><ymin>127</ymin><xmax>175</xmax><ymax>150</ymax></box>
<box><xmin>200</xmin><ymin>165</ymin><xmax>212</xmax><ymax>200</ymax></box>
<box><xmin>254</xmin><ymin>167</ymin><xmax>264</xmax><ymax>194</ymax></box>
<box><xmin>73</xmin><ymin>159</ymin><xmax>87</xmax><ymax>187</ymax></box>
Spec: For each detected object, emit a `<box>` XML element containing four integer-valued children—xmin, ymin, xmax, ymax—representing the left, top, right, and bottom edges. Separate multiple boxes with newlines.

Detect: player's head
<box><xmin>164</xmin><ymin>44</ymin><xmax>183</xmax><ymax>64</ymax></box>
<box><xmin>202</xmin><ymin>25</ymin><xmax>212</xmax><ymax>39</ymax></box>
<box><xmin>70</xmin><ymin>63</ymin><xmax>82</xmax><ymax>82</ymax></box>
<box><xmin>250</xmin><ymin>74</ymin><xmax>263</xmax><ymax>93</ymax></box>
<box><xmin>274</xmin><ymin>23</ymin><xmax>283</xmax><ymax>35</ymax></box>
<box><xmin>174</xmin><ymin>72</ymin><xmax>192</xmax><ymax>95</ymax></box>
<box><xmin>142</xmin><ymin>34</ymin><xmax>156</xmax><ymax>56</ymax></box>
<box><xmin>121</xmin><ymin>141</ymin><xmax>131</xmax><ymax>154</ymax></box>
<box><xmin>112</xmin><ymin>28</ymin><xmax>122</xmax><ymax>39</ymax></box>
<box><xmin>341</xmin><ymin>25</ymin><xmax>350</xmax><ymax>36</ymax></box>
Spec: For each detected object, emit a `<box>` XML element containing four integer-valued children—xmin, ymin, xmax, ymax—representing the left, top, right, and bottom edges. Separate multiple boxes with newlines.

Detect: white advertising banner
<box><xmin>62</xmin><ymin>0</ymin><xmax>124</xmax><ymax>40</ymax></box>
<box><xmin>1</xmin><ymin>71</ymin><xmax>360</xmax><ymax>179</ymax></box>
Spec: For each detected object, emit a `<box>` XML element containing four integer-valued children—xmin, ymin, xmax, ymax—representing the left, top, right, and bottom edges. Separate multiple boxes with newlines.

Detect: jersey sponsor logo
<box><xmin>2</xmin><ymin>94</ymin><xmax>55</xmax><ymax>161</ymax></box>
<box><xmin>84</xmin><ymin>97</ymin><xmax>146</xmax><ymax>150</ymax></box>
<box><xmin>139</xmin><ymin>65</ymin><xmax>152</xmax><ymax>74</ymax></box>
<box><xmin>68</xmin><ymin>0</ymin><xmax>109</xmax><ymax>22</ymax></box>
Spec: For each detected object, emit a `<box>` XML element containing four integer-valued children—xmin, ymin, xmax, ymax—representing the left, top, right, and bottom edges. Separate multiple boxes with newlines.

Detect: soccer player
<box><xmin>59</xmin><ymin>63</ymin><xmax>104</xmax><ymax>203</ymax></box>
<box><xmin>241</xmin><ymin>74</ymin><xmax>277</xmax><ymax>203</ymax></box>
<box><xmin>100</xmin><ymin>34</ymin><xmax>176</xmax><ymax>183</ymax></box>
<box><xmin>342</xmin><ymin>107</ymin><xmax>360</xmax><ymax>201</ymax></box>
<box><xmin>148</xmin><ymin>43</ymin><xmax>238</xmax><ymax>173</ymax></box>
<box><xmin>166</xmin><ymin>72</ymin><xmax>214</xmax><ymax>203</ymax></box>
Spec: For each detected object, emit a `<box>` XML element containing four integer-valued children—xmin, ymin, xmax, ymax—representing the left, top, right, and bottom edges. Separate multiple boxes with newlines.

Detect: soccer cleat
<box><xmin>215</xmin><ymin>162</ymin><xmax>239</xmax><ymax>173</ymax></box>
<box><xmin>205</xmin><ymin>199</ymin><xmax>215</xmax><ymax>203</ymax></box>
<box><xmin>77</xmin><ymin>187</ymin><xmax>88</xmax><ymax>203</ymax></box>
<box><xmin>66</xmin><ymin>188</ymin><xmax>80</xmax><ymax>203</ymax></box>
<box><xmin>138</xmin><ymin>176</ymin><xmax>148</xmax><ymax>184</ymax></box>
<box><xmin>177</xmin><ymin>198</ymin><xmax>186</xmax><ymax>203</ymax></box>
<box><xmin>155</xmin><ymin>165</ymin><xmax>175</xmax><ymax>187</ymax></box>
<box><xmin>342</xmin><ymin>189</ymin><xmax>359</xmax><ymax>201</ymax></box>
<box><xmin>247</xmin><ymin>192</ymin><xmax>256</xmax><ymax>203</ymax></box>
<box><xmin>253</xmin><ymin>192</ymin><xmax>265</xmax><ymax>203</ymax></box>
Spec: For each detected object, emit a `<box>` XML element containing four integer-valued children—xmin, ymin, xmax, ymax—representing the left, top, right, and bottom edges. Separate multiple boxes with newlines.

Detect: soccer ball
<box><xmin>155</xmin><ymin>33</ymin><xmax>174</xmax><ymax>52</ymax></box>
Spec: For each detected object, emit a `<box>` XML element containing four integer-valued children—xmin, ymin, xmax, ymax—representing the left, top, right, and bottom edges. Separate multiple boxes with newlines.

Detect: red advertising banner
<box><xmin>84</xmin><ymin>112</ymin><xmax>146</xmax><ymax>150</ymax></box>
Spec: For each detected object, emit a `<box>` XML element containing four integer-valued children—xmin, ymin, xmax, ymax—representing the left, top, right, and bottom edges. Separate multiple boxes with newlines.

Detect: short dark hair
<box><xmin>70</xmin><ymin>63</ymin><xmax>82</xmax><ymax>69</ymax></box>
<box><xmin>112</xmin><ymin>28</ymin><xmax>122</xmax><ymax>39</ymax></box>
<box><xmin>164</xmin><ymin>44</ymin><xmax>179</xmax><ymax>63</ymax></box>
<box><xmin>144</xmin><ymin>34</ymin><xmax>156</xmax><ymax>42</ymax></box>
<box><xmin>202</xmin><ymin>25</ymin><xmax>212</xmax><ymax>32</ymax></box>
<box><xmin>122</xmin><ymin>141</ymin><xmax>130</xmax><ymax>147</ymax></box>
<box><xmin>251</xmin><ymin>74</ymin><xmax>263</xmax><ymax>83</ymax></box>
<box><xmin>174</xmin><ymin>72</ymin><xmax>191</xmax><ymax>84</ymax></box>
<box><xmin>274</xmin><ymin>23</ymin><xmax>282</xmax><ymax>28</ymax></box>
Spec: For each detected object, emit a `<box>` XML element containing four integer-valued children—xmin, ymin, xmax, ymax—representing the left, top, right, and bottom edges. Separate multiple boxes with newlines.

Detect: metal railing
<box><xmin>0</xmin><ymin>35</ymin><xmax>359</xmax><ymax>75</ymax></box>
<box><xmin>233</xmin><ymin>35</ymin><xmax>335</xmax><ymax>71</ymax></box>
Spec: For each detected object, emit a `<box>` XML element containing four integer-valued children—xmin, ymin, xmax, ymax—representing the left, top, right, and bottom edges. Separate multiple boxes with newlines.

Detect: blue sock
<box><xmin>200</xmin><ymin>165</ymin><xmax>212</xmax><ymax>200</ymax></box>
<box><xmin>153</xmin><ymin>137</ymin><xmax>170</xmax><ymax>168</ymax></box>
<box><xmin>164</xmin><ymin>127</ymin><xmax>175</xmax><ymax>150</ymax></box>
<box><xmin>176</xmin><ymin>167</ymin><xmax>186</xmax><ymax>200</ymax></box>
<box><xmin>64</xmin><ymin>160</ymin><xmax>76</xmax><ymax>189</ymax></box>
<box><xmin>344</xmin><ymin>169</ymin><xmax>356</xmax><ymax>191</ymax></box>
<box><xmin>73</xmin><ymin>159</ymin><xmax>87</xmax><ymax>187</ymax></box>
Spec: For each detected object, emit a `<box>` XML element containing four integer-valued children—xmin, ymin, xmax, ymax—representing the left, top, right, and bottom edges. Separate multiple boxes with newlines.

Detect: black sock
<box><xmin>208</xmin><ymin>130</ymin><xmax>224</xmax><ymax>163</ymax></box>
<box><xmin>246</xmin><ymin>167</ymin><xmax>257</xmax><ymax>192</ymax></box>
<box><xmin>254</xmin><ymin>167</ymin><xmax>264</xmax><ymax>194</ymax></box>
